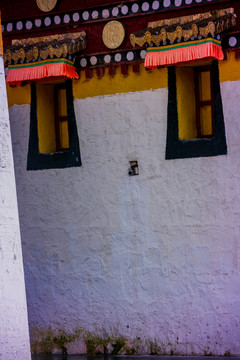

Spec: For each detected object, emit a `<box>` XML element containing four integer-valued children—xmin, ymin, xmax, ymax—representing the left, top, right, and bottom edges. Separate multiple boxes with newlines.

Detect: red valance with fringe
<box><xmin>145</xmin><ymin>38</ymin><xmax>224</xmax><ymax>69</ymax></box>
<box><xmin>6</xmin><ymin>58</ymin><xmax>79</xmax><ymax>86</ymax></box>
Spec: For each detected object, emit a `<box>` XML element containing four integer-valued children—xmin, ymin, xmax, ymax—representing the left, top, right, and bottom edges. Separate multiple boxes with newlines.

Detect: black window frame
<box><xmin>165</xmin><ymin>60</ymin><xmax>227</xmax><ymax>160</ymax></box>
<box><xmin>27</xmin><ymin>79</ymin><xmax>81</xmax><ymax>170</ymax></box>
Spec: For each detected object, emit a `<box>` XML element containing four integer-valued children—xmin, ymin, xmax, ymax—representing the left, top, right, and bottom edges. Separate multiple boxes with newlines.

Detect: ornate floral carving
<box><xmin>160</xmin><ymin>28</ymin><xmax>167</xmax><ymax>43</ymax></box>
<box><xmin>176</xmin><ymin>26</ymin><xmax>183</xmax><ymax>41</ymax></box>
<box><xmin>145</xmin><ymin>31</ymin><xmax>152</xmax><ymax>46</ymax></box>
<box><xmin>192</xmin><ymin>24</ymin><xmax>199</xmax><ymax>39</ymax></box>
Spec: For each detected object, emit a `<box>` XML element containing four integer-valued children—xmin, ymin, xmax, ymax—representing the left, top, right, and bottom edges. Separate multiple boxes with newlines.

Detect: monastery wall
<box><xmin>0</xmin><ymin>56</ymin><xmax>31</xmax><ymax>360</ymax></box>
<box><xmin>7</xmin><ymin>53</ymin><xmax>240</xmax><ymax>355</ymax></box>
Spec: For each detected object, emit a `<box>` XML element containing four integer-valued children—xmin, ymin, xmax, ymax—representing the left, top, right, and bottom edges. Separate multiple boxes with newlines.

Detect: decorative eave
<box><xmin>130</xmin><ymin>8</ymin><xmax>236</xmax><ymax>48</ymax></box>
<box><xmin>4</xmin><ymin>32</ymin><xmax>86</xmax><ymax>64</ymax></box>
<box><xmin>129</xmin><ymin>8</ymin><xmax>237</xmax><ymax>69</ymax></box>
<box><xmin>147</xmin><ymin>8</ymin><xmax>236</xmax><ymax>29</ymax></box>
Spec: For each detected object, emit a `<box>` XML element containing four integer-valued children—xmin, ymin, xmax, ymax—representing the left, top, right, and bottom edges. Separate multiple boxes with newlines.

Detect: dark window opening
<box><xmin>27</xmin><ymin>80</ymin><xmax>81</xmax><ymax>170</ymax></box>
<box><xmin>54</xmin><ymin>84</ymin><xmax>69</xmax><ymax>152</ymax></box>
<box><xmin>166</xmin><ymin>60</ymin><xmax>227</xmax><ymax>160</ymax></box>
<box><xmin>194</xmin><ymin>66</ymin><xmax>214</xmax><ymax>139</ymax></box>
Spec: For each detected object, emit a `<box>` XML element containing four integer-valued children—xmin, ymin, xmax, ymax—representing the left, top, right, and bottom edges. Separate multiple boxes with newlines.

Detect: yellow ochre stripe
<box><xmin>147</xmin><ymin>38</ymin><xmax>221</xmax><ymax>52</ymax></box>
<box><xmin>8</xmin><ymin>58</ymin><xmax>74</xmax><ymax>69</ymax></box>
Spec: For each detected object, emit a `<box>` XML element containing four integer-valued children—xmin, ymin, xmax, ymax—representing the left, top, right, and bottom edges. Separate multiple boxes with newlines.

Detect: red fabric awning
<box><xmin>145</xmin><ymin>38</ymin><xmax>224</xmax><ymax>69</ymax></box>
<box><xmin>130</xmin><ymin>8</ymin><xmax>236</xmax><ymax>68</ymax></box>
<box><xmin>6</xmin><ymin>58</ymin><xmax>79</xmax><ymax>86</ymax></box>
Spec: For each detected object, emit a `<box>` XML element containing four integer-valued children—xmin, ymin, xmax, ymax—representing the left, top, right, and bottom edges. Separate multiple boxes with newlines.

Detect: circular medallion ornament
<box><xmin>229</xmin><ymin>36</ymin><xmax>237</xmax><ymax>47</ymax></box>
<box><xmin>36</xmin><ymin>0</ymin><xmax>57</xmax><ymax>12</ymax></box>
<box><xmin>102</xmin><ymin>21</ymin><xmax>125</xmax><ymax>49</ymax></box>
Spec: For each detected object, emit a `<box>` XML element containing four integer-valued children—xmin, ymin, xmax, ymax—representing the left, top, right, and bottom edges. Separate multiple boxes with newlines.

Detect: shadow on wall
<box><xmin>32</xmin><ymin>356</ymin><xmax>238</xmax><ymax>360</ymax></box>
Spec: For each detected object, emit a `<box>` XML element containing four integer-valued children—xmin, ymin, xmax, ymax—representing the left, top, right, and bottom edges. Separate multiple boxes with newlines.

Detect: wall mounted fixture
<box><xmin>128</xmin><ymin>161</ymin><xmax>139</xmax><ymax>176</ymax></box>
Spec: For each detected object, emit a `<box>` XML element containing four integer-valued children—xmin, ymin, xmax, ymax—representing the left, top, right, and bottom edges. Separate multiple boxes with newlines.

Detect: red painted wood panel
<box><xmin>0</xmin><ymin>0</ymin><xmax>124</xmax><ymax>21</ymax></box>
<box><xmin>1</xmin><ymin>0</ymin><xmax>240</xmax><ymax>54</ymax></box>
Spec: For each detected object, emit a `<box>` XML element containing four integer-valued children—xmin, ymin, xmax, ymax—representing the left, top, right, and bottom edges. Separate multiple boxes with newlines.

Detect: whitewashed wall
<box><xmin>9</xmin><ymin>81</ymin><xmax>240</xmax><ymax>355</ymax></box>
<box><xmin>0</xmin><ymin>57</ymin><xmax>31</xmax><ymax>360</ymax></box>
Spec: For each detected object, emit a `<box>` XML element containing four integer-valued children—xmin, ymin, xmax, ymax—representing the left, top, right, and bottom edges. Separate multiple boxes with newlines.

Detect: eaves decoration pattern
<box><xmin>4</xmin><ymin>32</ymin><xmax>86</xmax><ymax>64</ymax></box>
<box><xmin>130</xmin><ymin>8</ymin><xmax>236</xmax><ymax>47</ymax></box>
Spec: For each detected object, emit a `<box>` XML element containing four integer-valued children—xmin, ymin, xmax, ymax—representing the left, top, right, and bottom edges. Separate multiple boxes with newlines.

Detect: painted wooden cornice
<box><xmin>130</xmin><ymin>8</ymin><xmax>236</xmax><ymax>47</ymax></box>
<box><xmin>1</xmin><ymin>0</ymin><xmax>237</xmax><ymax>37</ymax></box>
<box><xmin>4</xmin><ymin>32</ymin><xmax>86</xmax><ymax>64</ymax></box>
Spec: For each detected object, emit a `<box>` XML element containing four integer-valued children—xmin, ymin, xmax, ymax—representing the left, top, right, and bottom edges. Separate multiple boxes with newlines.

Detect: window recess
<box><xmin>194</xmin><ymin>66</ymin><xmax>214</xmax><ymax>139</ymax></box>
<box><xmin>177</xmin><ymin>65</ymin><xmax>215</xmax><ymax>141</ymax></box>
<box><xmin>166</xmin><ymin>61</ymin><xmax>227</xmax><ymax>160</ymax></box>
<box><xmin>27</xmin><ymin>80</ymin><xmax>81</xmax><ymax>170</ymax></box>
<box><xmin>36</xmin><ymin>82</ymin><xmax>70</xmax><ymax>154</ymax></box>
<box><xmin>55</xmin><ymin>84</ymin><xmax>70</xmax><ymax>152</ymax></box>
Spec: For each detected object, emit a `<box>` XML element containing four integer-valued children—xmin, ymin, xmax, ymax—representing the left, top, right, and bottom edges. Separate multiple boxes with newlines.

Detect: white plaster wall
<box><xmin>0</xmin><ymin>57</ymin><xmax>31</xmax><ymax>360</ymax></box>
<box><xmin>9</xmin><ymin>80</ymin><xmax>240</xmax><ymax>355</ymax></box>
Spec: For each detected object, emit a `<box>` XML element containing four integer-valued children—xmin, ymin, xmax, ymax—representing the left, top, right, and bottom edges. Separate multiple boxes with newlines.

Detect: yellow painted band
<box><xmin>6</xmin><ymin>54</ymin><xmax>240</xmax><ymax>107</ymax></box>
<box><xmin>219</xmin><ymin>51</ymin><xmax>240</xmax><ymax>82</ymax></box>
<box><xmin>73</xmin><ymin>63</ymin><xmax>168</xmax><ymax>99</ymax></box>
<box><xmin>7</xmin><ymin>84</ymin><xmax>31</xmax><ymax>107</ymax></box>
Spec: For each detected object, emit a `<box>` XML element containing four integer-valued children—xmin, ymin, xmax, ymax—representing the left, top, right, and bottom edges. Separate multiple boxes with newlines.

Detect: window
<box><xmin>36</xmin><ymin>82</ymin><xmax>70</xmax><ymax>154</ymax></box>
<box><xmin>194</xmin><ymin>66</ymin><xmax>214</xmax><ymax>139</ymax></box>
<box><xmin>27</xmin><ymin>80</ymin><xmax>81</xmax><ymax>170</ymax></box>
<box><xmin>176</xmin><ymin>65</ymin><xmax>214</xmax><ymax>140</ymax></box>
<box><xmin>55</xmin><ymin>84</ymin><xmax>70</xmax><ymax>152</ymax></box>
<box><xmin>166</xmin><ymin>60</ymin><xmax>227</xmax><ymax>160</ymax></box>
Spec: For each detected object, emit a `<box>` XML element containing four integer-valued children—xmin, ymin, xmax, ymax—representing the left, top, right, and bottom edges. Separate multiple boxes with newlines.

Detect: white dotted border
<box><xmin>78</xmin><ymin>49</ymin><xmax>145</xmax><ymax>68</ymax></box>
<box><xmin>1</xmin><ymin>0</ymin><xmax>223</xmax><ymax>34</ymax></box>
